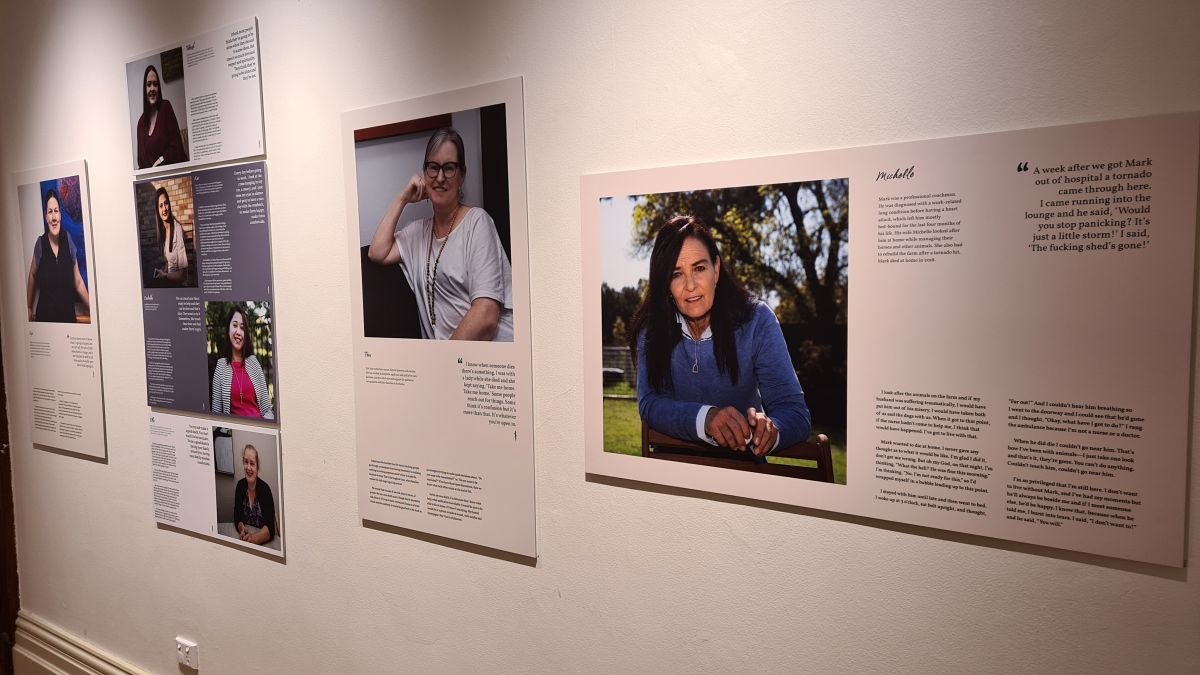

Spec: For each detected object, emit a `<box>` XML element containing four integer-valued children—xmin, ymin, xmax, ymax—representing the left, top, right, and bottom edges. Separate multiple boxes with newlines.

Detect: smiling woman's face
<box><xmin>243</xmin><ymin>446</ymin><xmax>258</xmax><ymax>484</ymax></box>
<box><xmin>228</xmin><ymin>310</ymin><xmax>246</xmax><ymax>357</ymax></box>
<box><xmin>157</xmin><ymin>192</ymin><xmax>171</xmax><ymax>223</ymax></box>
<box><xmin>145</xmin><ymin>69</ymin><xmax>160</xmax><ymax>106</ymax></box>
<box><xmin>44</xmin><ymin>195</ymin><xmax>61</xmax><ymax>239</ymax></box>
<box><xmin>670</xmin><ymin>236</ymin><xmax>720</xmax><ymax>324</ymax></box>
<box><xmin>424</xmin><ymin>140</ymin><xmax>463</xmax><ymax>211</ymax></box>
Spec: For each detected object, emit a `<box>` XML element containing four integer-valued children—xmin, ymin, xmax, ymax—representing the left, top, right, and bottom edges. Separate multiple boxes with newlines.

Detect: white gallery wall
<box><xmin>1</xmin><ymin>0</ymin><xmax>1198</xmax><ymax>672</ymax></box>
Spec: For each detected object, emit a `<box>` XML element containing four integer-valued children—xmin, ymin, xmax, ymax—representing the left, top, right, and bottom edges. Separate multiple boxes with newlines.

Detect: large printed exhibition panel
<box><xmin>124</xmin><ymin>16</ymin><xmax>284</xmax><ymax>558</ymax></box>
<box><xmin>126</xmin><ymin>18</ymin><xmax>278</xmax><ymax>424</ymax></box>
<box><xmin>343</xmin><ymin>79</ymin><xmax>537</xmax><ymax>558</ymax></box>
<box><xmin>134</xmin><ymin>162</ymin><xmax>280</xmax><ymax>422</ymax></box>
<box><xmin>583</xmin><ymin>113</ymin><xmax>1198</xmax><ymax>567</ymax></box>
<box><xmin>12</xmin><ymin>161</ymin><xmax>106</xmax><ymax>458</ymax></box>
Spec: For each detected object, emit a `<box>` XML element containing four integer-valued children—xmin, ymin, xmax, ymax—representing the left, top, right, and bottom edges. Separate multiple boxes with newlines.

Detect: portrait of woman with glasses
<box><xmin>367</xmin><ymin>127</ymin><xmax>513</xmax><ymax>341</ymax></box>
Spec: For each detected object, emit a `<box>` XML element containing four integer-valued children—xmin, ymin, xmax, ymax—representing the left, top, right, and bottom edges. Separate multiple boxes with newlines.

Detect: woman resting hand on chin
<box><xmin>367</xmin><ymin>127</ymin><xmax>513</xmax><ymax>341</ymax></box>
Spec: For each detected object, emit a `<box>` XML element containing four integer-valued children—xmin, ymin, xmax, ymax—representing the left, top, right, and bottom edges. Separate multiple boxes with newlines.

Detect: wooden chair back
<box><xmin>642</xmin><ymin>422</ymin><xmax>834</xmax><ymax>483</ymax></box>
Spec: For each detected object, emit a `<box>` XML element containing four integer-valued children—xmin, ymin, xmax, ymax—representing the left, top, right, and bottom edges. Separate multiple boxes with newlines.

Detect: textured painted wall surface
<box><xmin>1</xmin><ymin>1</ymin><xmax>1197</xmax><ymax>672</ymax></box>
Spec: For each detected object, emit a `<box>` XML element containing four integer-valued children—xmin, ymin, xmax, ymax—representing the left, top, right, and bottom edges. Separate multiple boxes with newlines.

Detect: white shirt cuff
<box><xmin>696</xmin><ymin>405</ymin><xmax>718</xmax><ymax>445</ymax></box>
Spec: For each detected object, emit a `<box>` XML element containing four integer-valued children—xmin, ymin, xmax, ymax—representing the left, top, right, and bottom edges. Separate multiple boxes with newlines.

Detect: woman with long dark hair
<box><xmin>25</xmin><ymin>188</ymin><xmax>90</xmax><ymax>322</ymax></box>
<box><xmin>210</xmin><ymin>304</ymin><xmax>274</xmax><ymax>419</ymax></box>
<box><xmin>135</xmin><ymin>64</ymin><xmax>188</xmax><ymax>169</ymax></box>
<box><xmin>152</xmin><ymin>187</ymin><xmax>190</xmax><ymax>285</ymax></box>
<box><xmin>629</xmin><ymin>216</ymin><xmax>810</xmax><ymax>456</ymax></box>
<box><xmin>367</xmin><ymin>127</ymin><xmax>513</xmax><ymax>341</ymax></box>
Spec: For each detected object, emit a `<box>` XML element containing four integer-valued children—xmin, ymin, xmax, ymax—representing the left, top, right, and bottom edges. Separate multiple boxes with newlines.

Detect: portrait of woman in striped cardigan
<box><xmin>210</xmin><ymin>303</ymin><xmax>274</xmax><ymax>420</ymax></box>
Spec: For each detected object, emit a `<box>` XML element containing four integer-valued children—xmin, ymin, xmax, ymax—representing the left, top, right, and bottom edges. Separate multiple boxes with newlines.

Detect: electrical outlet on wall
<box><xmin>176</xmin><ymin>636</ymin><xmax>199</xmax><ymax>670</ymax></box>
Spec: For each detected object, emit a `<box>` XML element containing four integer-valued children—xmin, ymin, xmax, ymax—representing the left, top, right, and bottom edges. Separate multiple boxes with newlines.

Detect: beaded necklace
<box><xmin>424</xmin><ymin>204</ymin><xmax>461</xmax><ymax>328</ymax></box>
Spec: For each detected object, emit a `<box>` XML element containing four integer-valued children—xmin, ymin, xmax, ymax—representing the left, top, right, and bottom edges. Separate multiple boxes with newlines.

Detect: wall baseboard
<box><xmin>13</xmin><ymin>612</ymin><xmax>144</xmax><ymax>675</ymax></box>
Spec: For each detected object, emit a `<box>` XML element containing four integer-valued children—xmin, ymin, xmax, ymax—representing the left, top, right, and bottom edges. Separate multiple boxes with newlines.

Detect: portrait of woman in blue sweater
<box><xmin>629</xmin><ymin>215</ymin><xmax>811</xmax><ymax>459</ymax></box>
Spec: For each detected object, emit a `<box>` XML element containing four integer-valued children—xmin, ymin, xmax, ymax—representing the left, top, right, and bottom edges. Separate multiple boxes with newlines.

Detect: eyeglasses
<box><xmin>424</xmin><ymin>162</ymin><xmax>460</xmax><ymax>179</ymax></box>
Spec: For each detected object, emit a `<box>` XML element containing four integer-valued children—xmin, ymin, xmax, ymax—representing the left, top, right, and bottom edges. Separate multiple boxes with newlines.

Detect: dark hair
<box><xmin>42</xmin><ymin>188</ymin><xmax>61</xmax><ymax>237</ymax></box>
<box><xmin>154</xmin><ymin>187</ymin><xmax>178</xmax><ymax>253</ymax></box>
<box><xmin>39</xmin><ymin>188</ymin><xmax>70</xmax><ymax>264</ymax></box>
<box><xmin>219</xmin><ymin>304</ymin><xmax>254</xmax><ymax>362</ymax></box>
<box><xmin>142</xmin><ymin>65</ymin><xmax>160</xmax><ymax>115</ymax></box>
<box><xmin>628</xmin><ymin>215</ymin><xmax>756</xmax><ymax>393</ymax></box>
<box><xmin>424</xmin><ymin>127</ymin><xmax>467</xmax><ymax>187</ymax></box>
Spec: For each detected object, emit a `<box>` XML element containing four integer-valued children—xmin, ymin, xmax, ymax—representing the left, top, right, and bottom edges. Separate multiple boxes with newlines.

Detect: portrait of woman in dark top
<box><xmin>25</xmin><ymin>188</ymin><xmax>90</xmax><ymax>323</ymax></box>
<box><xmin>234</xmin><ymin>444</ymin><xmax>277</xmax><ymax>545</ymax></box>
<box><xmin>135</xmin><ymin>64</ymin><xmax>188</xmax><ymax>169</ymax></box>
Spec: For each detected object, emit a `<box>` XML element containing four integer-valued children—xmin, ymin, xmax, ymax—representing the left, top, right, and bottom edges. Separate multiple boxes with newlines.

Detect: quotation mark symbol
<box><xmin>1017</xmin><ymin>162</ymin><xmax>1030</xmax><ymax>172</ymax></box>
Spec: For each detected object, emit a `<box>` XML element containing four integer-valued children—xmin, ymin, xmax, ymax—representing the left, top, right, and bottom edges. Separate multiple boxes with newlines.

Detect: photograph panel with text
<box><xmin>124</xmin><ymin>18</ymin><xmax>265</xmax><ymax>175</ymax></box>
<box><xmin>126</xmin><ymin>48</ymin><xmax>190</xmax><ymax>171</ymax></box>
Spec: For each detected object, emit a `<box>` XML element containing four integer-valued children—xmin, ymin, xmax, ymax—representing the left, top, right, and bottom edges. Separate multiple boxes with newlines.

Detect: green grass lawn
<box><xmin>602</xmin><ymin>381</ymin><xmax>637</xmax><ymax>397</ymax></box>
<box><xmin>602</xmin><ymin>397</ymin><xmax>847</xmax><ymax>485</ymax></box>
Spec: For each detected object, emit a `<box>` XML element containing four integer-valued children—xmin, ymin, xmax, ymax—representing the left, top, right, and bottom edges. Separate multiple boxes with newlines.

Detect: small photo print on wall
<box><xmin>22</xmin><ymin>174</ymin><xmax>92</xmax><ymax>323</ymax></box>
<box><xmin>213</xmin><ymin>426</ymin><xmax>283</xmax><ymax>553</ymax></box>
<box><xmin>127</xmin><ymin>47</ymin><xmax>190</xmax><ymax>171</ymax></box>
<box><xmin>599</xmin><ymin>180</ymin><xmax>848</xmax><ymax>484</ymax></box>
<box><xmin>205</xmin><ymin>300</ymin><xmax>276</xmax><ymax>421</ymax></box>
<box><xmin>135</xmin><ymin>175</ymin><xmax>198</xmax><ymax>288</ymax></box>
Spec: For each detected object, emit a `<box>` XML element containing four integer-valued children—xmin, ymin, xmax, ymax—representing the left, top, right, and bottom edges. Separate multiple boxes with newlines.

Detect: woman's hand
<box><xmin>240</xmin><ymin>526</ymin><xmax>269</xmax><ymax>545</ymax></box>
<box><xmin>398</xmin><ymin>174</ymin><xmax>427</xmax><ymax>204</ymax></box>
<box><xmin>704</xmin><ymin>406</ymin><xmax>752</xmax><ymax>450</ymax></box>
<box><xmin>368</xmin><ymin>175</ymin><xmax>426</xmax><ymax>266</ymax></box>
<box><xmin>746</xmin><ymin>407</ymin><xmax>777</xmax><ymax>456</ymax></box>
<box><xmin>27</xmin><ymin>256</ymin><xmax>38</xmax><ymax>322</ymax></box>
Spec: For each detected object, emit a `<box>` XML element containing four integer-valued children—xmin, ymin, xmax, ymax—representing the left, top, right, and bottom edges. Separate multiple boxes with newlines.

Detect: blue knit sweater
<box><xmin>636</xmin><ymin>301</ymin><xmax>811</xmax><ymax>451</ymax></box>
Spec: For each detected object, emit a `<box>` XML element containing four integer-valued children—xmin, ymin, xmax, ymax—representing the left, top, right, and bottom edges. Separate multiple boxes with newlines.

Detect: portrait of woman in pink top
<box><xmin>210</xmin><ymin>304</ymin><xmax>274</xmax><ymax>420</ymax></box>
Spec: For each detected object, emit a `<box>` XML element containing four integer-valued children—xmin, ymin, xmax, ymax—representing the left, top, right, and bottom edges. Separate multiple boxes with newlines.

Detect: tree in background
<box><xmin>600</xmin><ymin>282</ymin><xmax>643</xmax><ymax>346</ymax></box>
<box><xmin>630</xmin><ymin>180</ymin><xmax>848</xmax><ymax>331</ymax></box>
